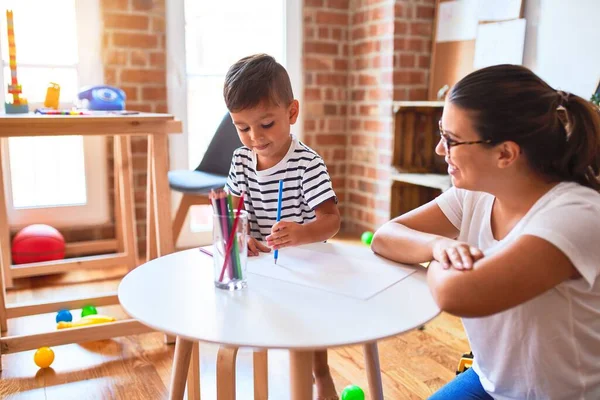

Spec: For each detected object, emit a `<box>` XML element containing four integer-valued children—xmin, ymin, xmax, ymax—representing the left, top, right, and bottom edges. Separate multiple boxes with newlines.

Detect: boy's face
<box><xmin>230</xmin><ymin>100</ymin><xmax>299</xmax><ymax>165</ymax></box>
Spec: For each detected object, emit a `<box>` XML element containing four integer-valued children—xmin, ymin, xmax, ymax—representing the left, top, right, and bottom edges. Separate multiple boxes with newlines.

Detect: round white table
<box><xmin>118</xmin><ymin>243</ymin><xmax>439</xmax><ymax>400</ymax></box>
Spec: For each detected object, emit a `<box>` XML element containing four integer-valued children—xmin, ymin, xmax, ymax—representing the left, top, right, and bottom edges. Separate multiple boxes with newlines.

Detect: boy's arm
<box><xmin>266</xmin><ymin>198</ymin><xmax>340</xmax><ymax>249</ymax></box>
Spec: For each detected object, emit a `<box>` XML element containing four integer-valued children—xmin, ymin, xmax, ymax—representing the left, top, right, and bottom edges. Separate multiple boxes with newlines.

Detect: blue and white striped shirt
<box><xmin>226</xmin><ymin>135</ymin><xmax>337</xmax><ymax>240</ymax></box>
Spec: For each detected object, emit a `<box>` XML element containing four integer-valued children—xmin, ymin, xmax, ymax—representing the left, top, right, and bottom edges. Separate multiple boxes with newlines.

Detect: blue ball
<box><xmin>56</xmin><ymin>309</ymin><xmax>72</xmax><ymax>323</ymax></box>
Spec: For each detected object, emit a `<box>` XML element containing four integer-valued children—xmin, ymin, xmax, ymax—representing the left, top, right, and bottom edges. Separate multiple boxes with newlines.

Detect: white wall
<box><xmin>523</xmin><ymin>0</ymin><xmax>600</xmax><ymax>97</ymax></box>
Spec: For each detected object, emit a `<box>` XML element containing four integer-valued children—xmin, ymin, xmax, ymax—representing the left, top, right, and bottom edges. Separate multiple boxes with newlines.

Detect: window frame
<box><xmin>0</xmin><ymin>0</ymin><xmax>109</xmax><ymax>229</ymax></box>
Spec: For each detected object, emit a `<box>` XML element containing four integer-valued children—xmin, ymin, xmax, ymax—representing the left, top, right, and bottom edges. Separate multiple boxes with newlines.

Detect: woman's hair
<box><xmin>448</xmin><ymin>64</ymin><xmax>600</xmax><ymax>190</ymax></box>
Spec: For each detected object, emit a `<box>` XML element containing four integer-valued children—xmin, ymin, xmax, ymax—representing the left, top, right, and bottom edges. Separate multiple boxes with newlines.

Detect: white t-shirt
<box><xmin>436</xmin><ymin>182</ymin><xmax>600</xmax><ymax>400</ymax></box>
<box><xmin>226</xmin><ymin>135</ymin><xmax>337</xmax><ymax>240</ymax></box>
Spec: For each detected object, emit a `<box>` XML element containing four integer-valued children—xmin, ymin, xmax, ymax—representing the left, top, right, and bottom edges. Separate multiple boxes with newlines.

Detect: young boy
<box><xmin>224</xmin><ymin>54</ymin><xmax>341</xmax><ymax>399</ymax></box>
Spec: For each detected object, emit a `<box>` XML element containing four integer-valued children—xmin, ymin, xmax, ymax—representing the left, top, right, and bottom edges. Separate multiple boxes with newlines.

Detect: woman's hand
<box><xmin>247</xmin><ymin>237</ymin><xmax>271</xmax><ymax>257</ymax></box>
<box><xmin>431</xmin><ymin>237</ymin><xmax>484</xmax><ymax>270</ymax></box>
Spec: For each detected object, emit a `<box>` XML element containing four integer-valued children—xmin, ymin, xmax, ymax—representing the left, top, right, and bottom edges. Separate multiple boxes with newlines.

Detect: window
<box><xmin>0</xmin><ymin>0</ymin><xmax>108</xmax><ymax>228</ymax></box>
<box><xmin>168</xmin><ymin>0</ymin><xmax>302</xmax><ymax>247</ymax></box>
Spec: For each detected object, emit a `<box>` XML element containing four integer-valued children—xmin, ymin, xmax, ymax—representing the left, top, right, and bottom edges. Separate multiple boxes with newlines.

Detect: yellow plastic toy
<box><xmin>57</xmin><ymin>314</ymin><xmax>116</xmax><ymax>329</ymax></box>
<box><xmin>456</xmin><ymin>351</ymin><xmax>474</xmax><ymax>375</ymax></box>
<box><xmin>4</xmin><ymin>10</ymin><xmax>28</xmax><ymax>114</ymax></box>
<box><xmin>44</xmin><ymin>82</ymin><xmax>60</xmax><ymax>109</ymax></box>
<box><xmin>34</xmin><ymin>347</ymin><xmax>55</xmax><ymax>368</ymax></box>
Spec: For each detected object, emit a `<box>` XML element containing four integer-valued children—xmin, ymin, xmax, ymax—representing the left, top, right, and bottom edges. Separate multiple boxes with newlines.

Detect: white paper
<box><xmin>246</xmin><ymin>245</ymin><xmax>415</xmax><ymax>300</ymax></box>
<box><xmin>436</xmin><ymin>0</ymin><xmax>480</xmax><ymax>43</ymax></box>
<box><xmin>473</xmin><ymin>19</ymin><xmax>526</xmax><ymax>69</ymax></box>
<box><xmin>478</xmin><ymin>0</ymin><xmax>522</xmax><ymax>21</ymax></box>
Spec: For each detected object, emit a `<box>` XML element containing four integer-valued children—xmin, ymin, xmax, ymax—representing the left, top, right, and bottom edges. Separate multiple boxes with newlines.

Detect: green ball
<box><xmin>341</xmin><ymin>384</ymin><xmax>365</xmax><ymax>400</ymax></box>
<box><xmin>361</xmin><ymin>231</ymin><xmax>374</xmax><ymax>245</ymax></box>
<box><xmin>81</xmin><ymin>305</ymin><xmax>97</xmax><ymax>318</ymax></box>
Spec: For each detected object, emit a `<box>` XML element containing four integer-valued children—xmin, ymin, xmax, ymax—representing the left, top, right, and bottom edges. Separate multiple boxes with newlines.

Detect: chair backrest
<box><xmin>196</xmin><ymin>113</ymin><xmax>243</xmax><ymax>176</ymax></box>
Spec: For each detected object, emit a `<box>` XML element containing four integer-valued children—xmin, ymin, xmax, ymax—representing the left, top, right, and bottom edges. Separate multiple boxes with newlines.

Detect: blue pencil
<box><xmin>274</xmin><ymin>179</ymin><xmax>283</xmax><ymax>264</ymax></box>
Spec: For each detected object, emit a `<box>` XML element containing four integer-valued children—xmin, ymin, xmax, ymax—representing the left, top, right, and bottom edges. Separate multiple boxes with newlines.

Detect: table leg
<box><xmin>150</xmin><ymin>134</ymin><xmax>174</xmax><ymax>257</ymax></box>
<box><xmin>145</xmin><ymin>136</ymin><xmax>157</xmax><ymax>263</ymax></box>
<box><xmin>253</xmin><ymin>350</ymin><xmax>268</xmax><ymax>400</ymax></box>
<box><xmin>217</xmin><ymin>346</ymin><xmax>239</xmax><ymax>400</ymax></box>
<box><xmin>115</xmin><ymin>136</ymin><xmax>138</xmax><ymax>269</ymax></box>
<box><xmin>290</xmin><ymin>350</ymin><xmax>313</xmax><ymax>400</ymax></box>
<box><xmin>0</xmin><ymin>139</ymin><xmax>13</xmax><ymax>297</ymax></box>
<box><xmin>363</xmin><ymin>342</ymin><xmax>384</xmax><ymax>400</ymax></box>
<box><xmin>187</xmin><ymin>342</ymin><xmax>200</xmax><ymax>400</ymax></box>
<box><xmin>169</xmin><ymin>337</ymin><xmax>194</xmax><ymax>400</ymax></box>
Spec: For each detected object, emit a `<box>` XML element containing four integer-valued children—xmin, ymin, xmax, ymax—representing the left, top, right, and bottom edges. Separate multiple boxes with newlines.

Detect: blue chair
<box><xmin>169</xmin><ymin>113</ymin><xmax>242</xmax><ymax>243</ymax></box>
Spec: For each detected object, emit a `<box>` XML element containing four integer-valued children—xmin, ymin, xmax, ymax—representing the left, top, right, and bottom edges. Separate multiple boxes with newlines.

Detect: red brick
<box><xmin>304</xmin><ymin>120</ymin><xmax>317</xmax><ymax>132</ymax></box>
<box><xmin>130</xmin><ymin>50</ymin><xmax>148</xmax><ymax>66</ymax></box>
<box><xmin>327</xmin><ymin>0</ymin><xmax>348</xmax><ymax>10</ymax></box>
<box><xmin>325</xmin><ymin>88</ymin><xmax>334</xmax><ymax>101</ymax></box>
<box><xmin>121</xmin><ymin>69</ymin><xmax>165</xmax><ymax>84</ymax></box>
<box><xmin>350</xmin><ymin>193</ymin><xmax>370</xmax><ymax>207</ymax></box>
<box><xmin>350</xmin><ymin>164</ymin><xmax>365</xmax><ymax>176</ymax></box>
<box><xmin>324</xmin><ymin>104</ymin><xmax>337</xmax><ymax>115</ymax></box>
<box><xmin>368</xmin><ymin>88</ymin><xmax>392</xmax><ymax>101</ymax></box>
<box><xmin>408</xmin><ymin>38</ymin><xmax>425</xmax><ymax>51</ymax></box>
<box><xmin>121</xmin><ymin>85</ymin><xmax>139</xmax><ymax>101</ymax></box>
<box><xmin>305</xmin><ymin>0</ymin><xmax>324</xmax><ymax>6</ymax></box>
<box><xmin>398</xmin><ymin>53</ymin><xmax>415</xmax><ymax>67</ymax></box>
<box><xmin>418</xmin><ymin>55</ymin><xmax>430</xmax><ymax>68</ymax></box>
<box><xmin>394</xmin><ymin>70</ymin><xmax>426</xmax><ymax>85</ymax></box>
<box><xmin>150</xmin><ymin>52</ymin><xmax>166</xmax><ymax>68</ymax></box>
<box><xmin>364</xmin><ymin>120</ymin><xmax>382</xmax><ymax>132</ymax></box>
<box><xmin>328</xmin><ymin>118</ymin><xmax>344</xmax><ymax>131</ymax></box>
<box><xmin>105</xmin><ymin>67</ymin><xmax>118</xmax><ymax>85</ymax></box>
<box><xmin>394</xmin><ymin>88</ymin><xmax>409</xmax><ymax>101</ymax></box>
<box><xmin>304</xmin><ymin>26</ymin><xmax>315</xmax><ymax>40</ymax></box>
<box><xmin>352</xmin><ymin>27</ymin><xmax>367</xmax><ymax>40</ymax></box>
<box><xmin>352</xmin><ymin>11</ymin><xmax>368</xmax><ymax>25</ymax></box>
<box><xmin>104</xmin><ymin>13</ymin><xmax>149</xmax><ymax>30</ymax></box>
<box><xmin>351</xmin><ymin>89</ymin><xmax>366</xmax><ymax>101</ymax></box>
<box><xmin>316</xmin><ymin>11</ymin><xmax>348</xmax><ymax>25</ymax></box>
<box><xmin>417</xmin><ymin>5</ymin><xmax>435</xmax><ymax>19</ymax></box>
<box><xmin>333</xmin><ymin>148</ymin><xmax>346</xmax><ymax>161</ymax></box>
<box><xmin>155</xmin><ymin>103</ymin><xmax>169</xmax><ymax>113</ymax></box>
<box><xmin>316</xmin><ymin>134</ymin><xmax>346</xmax><ymax>146</ymax></box>
<box><xmin>334</xmin><ymin>59</ymin><xmax>348</xmax><ymax>71</ymax></box>
<box><xmin>394</xmin><ymin>21</ymin><xmax>408</xmax><ymax>35</ymax></box>
<box><xmin>105</xmin><ymin>49</ymin><xmax>127</xmax><ymax>65</ymax></box>
<box><xmin>370</xmin><ymin>6</ymin><xmax>390</xmax><ymax>21</ymax></box>
<box><xmin>316</xmin><ymin>73</ymin><xmax>347</xmax><ymax>86</ymax></box>
<box><xmin>305</xmin><ymin>57</ymin><xmax>333</xmax><ymax>70</ymax></box>
<box><xmin>394</xmin><ymin>2</ymin><xmax>405</xmax><ymax>17</ymax></box>
<box><xmin>410</xmin><ymin>22</ymin><xmax>432</xmax><ymax>37</ymax></box>
<box><xmin>102</xmin><ymin>0</ymin><xmax>129</xmax><ymax>12</ymax></box>
<box><xmin>305</xmin><ymin>88</ymin><xmax>321</xmax><ymax>101</ymax></box>
<box><xmin>113</xmin><ymin>33</ymin><xmax>158</xmax><ymax>48</ymax></box>
<box><xmin>408</xmin><ymin>88</ymin><xmax>428</xmax><ymax>100</ymax></box>
<box><xmin>394</xmin><ymin>38</ymin><xmax>407</xmax><ymax>50</ymax></box>
<box><xmin>359</xmin><ymin>105</ymin><xmax>378</xmax><ymax>116</ymax></box>
<box><xmin>132</xmin><ymin>0</ymin><xmax>155</xmax><ymax>11</ymax></box>
<box><xmin>358</xmin><ymin>74</ymin><xmax>377</xmax><ymax>86</ymax></box>
<box><xmin>318</xmin><ymin>27</ymin><xmax>329</xmax><ymax>39</ymax></box>
<box><xmin>305</xmin><ymin>42</ymin><xmax>339</xmax><ymax>55</ymax></box>
<box><xmin>151</xmin><ymin>16</ymin><xmax>165</xmax><ymax>32</ymax></box>
<box><xmin>351</xmin><ymin>134</ymin><xmax>369</xmax><ymax>146</ymax></box>
<box><xmin>332</xmin><ymin>28</ymin><xmax>344</xmax><ymax>41</ymax></box>
<box><xmin>142</xmin><ymin>87</ymin><xmax>166</xmax><ymax>101</ymax></box>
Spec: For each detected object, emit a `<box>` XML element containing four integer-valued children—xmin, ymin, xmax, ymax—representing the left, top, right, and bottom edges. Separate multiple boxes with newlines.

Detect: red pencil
<box><xmin>218</xmin><ymin>191</ymin><xmax>245</xmax><ymax>282</ymax></box>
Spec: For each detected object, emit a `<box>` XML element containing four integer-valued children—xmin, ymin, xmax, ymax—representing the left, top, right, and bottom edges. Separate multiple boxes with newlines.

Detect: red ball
<box><xmin>12</xmin><ymin>224</ymin><xmax>65</xmax><ymax>264</ymax></box>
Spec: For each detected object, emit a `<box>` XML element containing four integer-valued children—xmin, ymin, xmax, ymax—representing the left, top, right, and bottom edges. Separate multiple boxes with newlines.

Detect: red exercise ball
<box><xmin>11</xmin><ymin>224</ymin><xmax>65</xmax><ymax>264</ymax></box>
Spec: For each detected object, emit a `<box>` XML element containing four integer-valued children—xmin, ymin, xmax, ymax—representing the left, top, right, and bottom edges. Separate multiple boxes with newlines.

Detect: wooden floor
<box><xmin>0</xmin><ymin>237</ymin><xmax>469</xmax><ymax>400</ymax></box>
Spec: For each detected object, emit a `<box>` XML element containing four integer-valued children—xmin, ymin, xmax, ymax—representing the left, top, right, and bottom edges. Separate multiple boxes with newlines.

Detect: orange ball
<box><xmin>34</xmin><ymin>347</ymin><xmax>54</xmax><ymax>368</ymax></box>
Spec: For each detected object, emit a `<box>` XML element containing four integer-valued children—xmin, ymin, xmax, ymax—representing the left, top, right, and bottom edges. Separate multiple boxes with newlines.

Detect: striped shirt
<box><xmin>226</xmin><ymin>135</ymin><xmax>337</xmax><ymax>240</ymax></box>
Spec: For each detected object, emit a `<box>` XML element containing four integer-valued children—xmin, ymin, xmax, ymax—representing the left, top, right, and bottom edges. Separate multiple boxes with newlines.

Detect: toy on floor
<box><xmin>81</xmin><ymin>305</ymin><xmax>98</xmax><ymax>317</ymax></box>
<box><xmin>456</xmin><ymin>351</ymin><xmax>474</xmax><ymax>375</ymax></box>
<box><xmin>34</xmin><ymin>347</ymin><xmax>55</xmax><ymax>368</ymax></box>
<box><xmin>57</xmin><ymin>314</ymin><xmax>116</xmax><ymax>329</ymax></box>
<box><xmin>341</xmin><ymin>384</ymin><xmax>365</xmax><ymax>400</ymax></box>
<box><xmin>4</xmin><ymin>10</ymin><xmax>28</xmax><ymax>114</ymax></box>
<box><xmin>55</xmin><ymin>309</ymin><xmax>72</xmax><ymax>323</ymax></box>
<box><xmin>11</xmin><ymin>224</ymin><xmax>65</xmax><ymax>264</ymax></box>
<box><xmin>44</xmin><ymin>82</ymin><xmax>60</xmax><ymax>109</ymax></box>
<box><xmin>360</xmin><ymin>231</ymin><xmax>374</xmax><ymax>245</ymax></box>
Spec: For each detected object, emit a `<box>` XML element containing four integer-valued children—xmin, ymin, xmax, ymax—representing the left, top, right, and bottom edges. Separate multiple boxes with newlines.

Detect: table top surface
<box><xmin>118</xmin><ymin>242</ymin><xmax>440</xmax><ymax>350</ymax></box>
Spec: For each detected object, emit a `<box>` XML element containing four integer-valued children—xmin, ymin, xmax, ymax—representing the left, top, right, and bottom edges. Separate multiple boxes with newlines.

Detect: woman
<box><xmin>371</xmin><ymin>65</ymin><xmax>600</xmax><ymax>399</ymax></box>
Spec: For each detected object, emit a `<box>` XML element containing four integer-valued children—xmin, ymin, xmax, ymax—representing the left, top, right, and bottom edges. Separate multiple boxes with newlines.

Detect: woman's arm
<box><xmin>371</xmin><ymin>200</ymin><xmax>459</xmax><ymax>264</ymax></box>
<box><xmin>428</xmin><ymin>234</ymin><xmax>578</xmax><ymax>317</ymax></box>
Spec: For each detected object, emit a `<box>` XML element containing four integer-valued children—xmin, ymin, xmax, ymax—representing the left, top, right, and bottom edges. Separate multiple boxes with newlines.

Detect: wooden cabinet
<box><xmin>390</xmin><ymin>101</ymin><xmax>450</xmax><ymax>217</ymax></box>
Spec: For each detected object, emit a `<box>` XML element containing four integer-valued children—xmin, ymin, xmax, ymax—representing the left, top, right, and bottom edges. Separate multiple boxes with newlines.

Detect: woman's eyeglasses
<box><xmin>438</xmin><ymin>121</ymin><xmax>492</xmax><ymax>153</ymax></box>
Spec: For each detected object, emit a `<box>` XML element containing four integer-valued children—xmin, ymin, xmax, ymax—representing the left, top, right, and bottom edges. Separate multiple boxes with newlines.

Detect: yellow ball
<box><xmin>34</xmin><ymin>347</ymin><xmax>54</xmax><ymax>369</ymax></box>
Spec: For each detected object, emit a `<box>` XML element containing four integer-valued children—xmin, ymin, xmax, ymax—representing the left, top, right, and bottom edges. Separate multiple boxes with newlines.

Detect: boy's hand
<box><xmin>248</xmin><ymin>237</ymin><xmax>271</xmax><ymax>257</ymax></box>
<box><xmin>266</xmin><ymin>221</ymin><xmax>306</xmax><ymax>250</ymax></box>
<box><xmin>432</xmin><ymin>237</ymin><xmax>484</xmax><ymax>270</ymax></box>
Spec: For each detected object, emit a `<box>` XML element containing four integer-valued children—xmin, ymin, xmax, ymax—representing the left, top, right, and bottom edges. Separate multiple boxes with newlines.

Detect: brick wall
<box><xmin>303</xmin><ymin>0</ymin><xmax>435</xmax><ymax>234</ymax></box>
<box><xmin>302</xmin><ymin>0</ymin><xmax>351</xmax><ymax>220</ymax></box>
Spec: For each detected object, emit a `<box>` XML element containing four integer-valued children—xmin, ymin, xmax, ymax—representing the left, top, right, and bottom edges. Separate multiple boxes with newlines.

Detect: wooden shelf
<box><xmin>391</xmin><ymin>172</ymin><xmax>452</xmax><ymax>192</ymax></box>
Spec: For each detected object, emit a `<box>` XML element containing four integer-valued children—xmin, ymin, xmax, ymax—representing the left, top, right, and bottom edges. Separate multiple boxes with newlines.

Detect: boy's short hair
<box><xmin>223</xmin><ymin>54</ymin><xmax>294</xmax><ymax>112</ymax></box>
